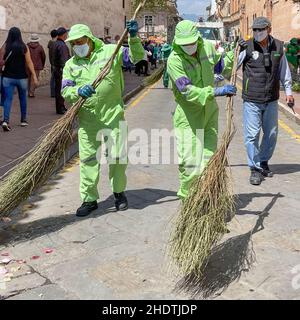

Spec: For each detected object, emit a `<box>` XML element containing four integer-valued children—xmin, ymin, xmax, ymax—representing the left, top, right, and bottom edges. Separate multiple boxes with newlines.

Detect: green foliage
<box><xmin>292</xmin><ymin>81</ymin><xmax>300</xmax><ymax>92</ymax></box>
<box><xmin>132</xmin><ymin>0</ymin><xmax>168</xmax><ymax>10</ymax></box>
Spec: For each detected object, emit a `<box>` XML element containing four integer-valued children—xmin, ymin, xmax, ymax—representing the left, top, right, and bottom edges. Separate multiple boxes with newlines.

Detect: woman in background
<box><xmin>1</xmin><ymin>27</ymin><xmax>37</xmax><ymax>132</ymax></box>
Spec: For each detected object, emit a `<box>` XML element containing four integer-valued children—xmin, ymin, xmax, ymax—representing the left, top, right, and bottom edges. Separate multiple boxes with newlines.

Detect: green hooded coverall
<box><xmin>167</xmin><ymin>20</ymin><xmax>234</xmax><ymax>199</ymax></box>
<box><xmin>62</xmin><ymin>24</ymin><xmax>144</xmax><ymax>202</ymax></box>
<box><xmin>161</xmin><ymin>43</ymin><xmax>172</xmax><ymax>88</ymax></box>
<box><xmin>286</xmin><ymin>38</ymin><xmax>300</xmax><ymax>70</ymax></box>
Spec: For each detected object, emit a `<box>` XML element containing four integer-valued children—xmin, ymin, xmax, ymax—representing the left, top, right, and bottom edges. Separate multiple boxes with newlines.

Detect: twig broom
<box><xmin>0</xmin><ymin>0</ymin><xmax>148</xmax><ymax>216</ymax></box>
<box><xmin>169</xmin><ymin>46</ymin><xmax>241</xmax><ymax>277</ymax></box>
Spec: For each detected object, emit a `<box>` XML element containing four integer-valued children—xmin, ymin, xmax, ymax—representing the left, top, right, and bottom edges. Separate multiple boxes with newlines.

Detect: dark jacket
<box><xmin>27</xmin><ymin>42</ymin><xmax>46</xmax><ymax>71</ymax></box>
<box><xmin>242</xmin><ymin>36</ymin><xmax>284</xmax><ymax>104</ymax></box>
<box><xmin>52</xmin><ymin>39</ymin><xmax>70</xmax><ymax>70</ymax></box>
<box><xmin>48</xmin><ymin>39</ymin><xmax>56</xmax><ymax>66</ymax></box>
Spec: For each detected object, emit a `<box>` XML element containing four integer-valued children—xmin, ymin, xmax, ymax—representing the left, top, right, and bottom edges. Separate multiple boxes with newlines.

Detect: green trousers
<box><xmin>78</xmin><ymin>107</ymin><xmax>127</xmax><ymax>202</ymax></box>
<box><xmin>163</xmin><ymin>63</ymin><xmax>169</xmax><ymax>88</ymax></box>
<box><xmin>174</xmin><ymin>103</ymin><xmax>219</xmax><ymax>199</ymax></box>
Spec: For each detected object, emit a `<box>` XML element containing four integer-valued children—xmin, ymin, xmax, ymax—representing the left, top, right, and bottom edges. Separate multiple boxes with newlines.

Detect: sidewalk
<box><xmin>237</xmin><ymin>69</ymin><xmax>300</xmax><ymax>117</ymax></box>
<box><xmin>0</xmin><ymin>70</ymin><xmax>148</xmax><ymax>178</ymax></box>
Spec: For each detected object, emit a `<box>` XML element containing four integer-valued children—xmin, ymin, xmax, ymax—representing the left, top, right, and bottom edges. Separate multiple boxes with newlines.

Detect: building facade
<box><xmin>217</xmin><ymin>0</ymin><xmax>242</xmax><ymax>41</ymax></box>
<box><xmin>0</xmin><ymin>0</ymin><xmax>131</xmax><ymax>83</ymax></box>
<box><xmin>217</xmin><ymin>0</ymin><xmax>300</xmax><ymax>42</ymax></box>
<box><xmin>135</xmin><ymin>0</ymin><xmax>180</xmax><ymax>43</ymax></box>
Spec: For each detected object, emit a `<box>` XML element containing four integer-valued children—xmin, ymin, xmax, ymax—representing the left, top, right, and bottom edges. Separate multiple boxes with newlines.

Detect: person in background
<box><xmin>113</xmin><ymin>35</ymin><xmax>120</xmax><ymax>44</ymax></box>
<box><xmin>52</xmin><ymin>27</ymin><xmax>70</xmax><ymax>115</ymax></box>
<box><xmin>122</xmin><ymin>40</ymin><xmax>133</xmax><ymax>73</ymax></box>
<box><xmin>238</xmin><ymin>17</ymin><xmax>294</xmax><ymax>185</ymax></box>
<box><xmin>0</xmin><ymin>43</ymin><xmax>6</xmax><ymax>111</ymax></box>
<box><xmin>152</xmin><ymin>43</ymin><xmax>158</xmax><ymax>69</ymax></box>
<box><xmin>27</xmin><ymin>33</ymin><xmax>46</xmax><ymax>97</ymax></box>
<box><xmin>161</xmin><ymin>42</ymin><xmax>172</xmax><ymax>88</ymax></box>
<box><xmin>286</xmin><ymin>38</ymin><xmax>300</xmax><ymax>74</ymax></box>
<box><xmin>48</xmin><ymin>29</ymin><xmax>58</xmax><ymax>97</ymax></box>
<box><xmin>104</xmin><ymin>36</ymin><xmax>112</xmax><ymax>44</ymax></box>
<box><xmin>135</xmin><ymin>48</ymin><xmax>151</xmax><ymax>76</ymax></box>
<box><xmin>0</xmin><ymin>27</ymin><xmax>38</xmax><ymax>131</ymax></box>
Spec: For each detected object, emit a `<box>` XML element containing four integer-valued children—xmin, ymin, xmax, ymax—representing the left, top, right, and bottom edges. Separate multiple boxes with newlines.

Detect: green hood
<box><xmin>172</xmin><ymin>20</ymin><xmax>203</xmax><ymax>55</ymax></box>
<box><xmin>161</xmin><ymin>43</ymin><xmax>172</xmax><ymax>52</ymax></box>
<box><xmin>290</xmin><ymin>38</ymin><xmax>298</xmax><ymax>45</ymax></box>
<box><xmin>173</xmin><ymin>20</ymin><xmax>201</xmax><ymax>46</ymax></box>
<box><xmin>66</xmin><ymin>24</ymin><xmax>103</xmax><ymax>49</ymax></box>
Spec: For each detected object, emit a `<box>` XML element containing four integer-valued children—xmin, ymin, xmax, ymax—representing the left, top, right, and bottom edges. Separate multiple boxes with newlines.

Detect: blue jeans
<box><xmin>0</xmin><ymin>76</ymin><xmax>4</xmax><ymax>121</ymax></box>
<box><xmin>2</xmin><ymin>77</ymin><xmax>28</xmax><ymax>123</ymax></box>
<box><xmin>243</xmin><ymin>100</ymin><xmax>278</xmax><ymax>170</ymax></box>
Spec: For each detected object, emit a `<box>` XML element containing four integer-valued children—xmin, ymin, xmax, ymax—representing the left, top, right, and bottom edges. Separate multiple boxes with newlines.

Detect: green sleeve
<box><xmin>167</xmin><ymin>55</ymin><xmax>214</xmax><ymax>107</ymax></box>
<box><xmin>61</xmin><ymin>63</ymin><xmax>81</xmax><ymax>104</ymax></box>
<box><xmin>128</xmin><ymin>36</ymin><xmax>144</xmax><ymax>64</ymax></box>
<box><xmin>222</xmin><ymin>50</ymin><xmax>235</xmax><ymax>77</ymax></box>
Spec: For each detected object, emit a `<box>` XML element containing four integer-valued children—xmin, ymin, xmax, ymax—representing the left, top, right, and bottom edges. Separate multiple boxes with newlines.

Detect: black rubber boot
<box><xmin>250</xmin><ymin>169</ymin><xmax>262</xmax><ymax>186</ymax></box>
<box><xmin>261</xmin><ymin>161</ymin><xmax>274</xmax><ymax>178</ymax></box>
<box><xmin>76</xmin><ymin>201</ymin><xmax>98</xmax><ymax>217</ymax></box>
<box><xmin>114</xmin><ymin>192</ymin><xmax>128</xmax><ymax>211</ymax></box>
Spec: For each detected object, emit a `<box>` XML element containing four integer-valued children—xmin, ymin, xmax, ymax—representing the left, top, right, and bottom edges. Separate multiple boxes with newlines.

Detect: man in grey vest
<box><xmin>238</xmin><ymin>17</ymin><xmax>294</xmax><ymax>186</ymax></box>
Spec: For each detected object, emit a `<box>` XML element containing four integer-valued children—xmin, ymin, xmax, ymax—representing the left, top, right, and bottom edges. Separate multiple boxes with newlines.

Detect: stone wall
<box><xmin>0</xmin><ymin>0</ymin><xmax>129</xmax><ymax>85</ymax></box>
<box><xmin>271</xmin><ymin>0</ymin><xmax>300</xmax><ymax>42</ymax></box>
<box><xmin>240</xmin><ymin>0</ymin><xmax>300</xmax><ymax>42</ymax></box>
<box><xmin>136</xmin><ymin>10</ymin><xmax>168</xmax><ymax>39</ymax></box>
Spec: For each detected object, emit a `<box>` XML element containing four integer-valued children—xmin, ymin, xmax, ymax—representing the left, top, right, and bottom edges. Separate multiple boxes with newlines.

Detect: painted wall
<box><xmin>240</xmin><ymin>0</ymin><xmax>300</xmax><ymax>42</ymax></box>
<box><xmin>0</xmin><ymin>0</ymin><xmax>130</xmax><ymax>84</ymax></box>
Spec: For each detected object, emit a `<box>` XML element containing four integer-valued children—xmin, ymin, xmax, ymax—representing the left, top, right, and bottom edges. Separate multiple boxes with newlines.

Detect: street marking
<box><xmin>236</xmin><ymin>83</ymin><xmax>242</xmax><ymax>91</ymax></box>
<box><xmin>236</xmin><ymin>83</ymin><xmax>300</xmax><ymax>144</ymax></box>
<box><xmin>278</xmin><ymin>120</ymin><xmax>300</xmax><ymax>143</ymax></box>
<box><xmin>126</xmin><ymin>82</ymin><xmax>158</xmax><ymax>111</ymax></box>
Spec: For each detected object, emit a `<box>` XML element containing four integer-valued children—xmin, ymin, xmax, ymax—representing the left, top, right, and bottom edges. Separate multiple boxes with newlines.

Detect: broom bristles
<box><xmin>169</xmin><ymin>47</ymin><xmax>241</xmax><ymax>276</ymax></box>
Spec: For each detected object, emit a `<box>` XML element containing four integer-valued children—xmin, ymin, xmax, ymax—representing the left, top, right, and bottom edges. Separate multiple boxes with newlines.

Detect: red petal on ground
<box><xmin>31</xmin><ymin>256</ymin><xmax>40</xmax><ymax>260</ymax></box>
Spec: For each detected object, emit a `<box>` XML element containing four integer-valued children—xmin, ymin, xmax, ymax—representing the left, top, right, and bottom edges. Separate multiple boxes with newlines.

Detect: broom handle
<box><xmin>225</xmin><ymin>45</ymin><xmax>241</xmax><ymax>137</ymax></box>
<box><xmin>72</xmin><ymin>0</ymin><xmax>147</xmax><ymax>111</ymax></box>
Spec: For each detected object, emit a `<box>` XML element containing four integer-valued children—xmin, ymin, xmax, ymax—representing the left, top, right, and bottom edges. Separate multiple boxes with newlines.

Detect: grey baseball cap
<box><xmin>252</xmin><ymin>17</ymin><xmax>271</xmax><ymax>29</ymax></box>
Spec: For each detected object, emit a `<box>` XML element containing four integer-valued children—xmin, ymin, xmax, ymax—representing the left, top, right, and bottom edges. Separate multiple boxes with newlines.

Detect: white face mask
<box><xmin>181</xmin><ymin>43</ymin><xmax>198</xmax><ymax>55</ymax></box>
<box><xmin>254</xmin><ymin>30</ymin><xmax>268</xmax><ymax>43</ymax></box>
<box><xmin>73</xmin><ymin>43</ymin><xmax>90</xmax><ymax>58</ymax></box>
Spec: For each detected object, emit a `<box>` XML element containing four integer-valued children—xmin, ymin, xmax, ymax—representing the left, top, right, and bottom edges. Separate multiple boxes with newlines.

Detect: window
<box><xmin>104</xmin><ymin>27</ymin><xmax>110</xmax><ymax>36</ymax></box>
<box><xmin>145</xmin><ymin>15</ymin><xmax>153</xmax><ymax>26</ymax></box>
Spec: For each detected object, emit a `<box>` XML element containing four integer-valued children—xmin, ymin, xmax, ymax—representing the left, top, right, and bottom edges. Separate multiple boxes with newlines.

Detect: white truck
<box><xmin>195</xmin><ymin>21</ymin><xmax>225</xmax><ymax>50</ymax></box>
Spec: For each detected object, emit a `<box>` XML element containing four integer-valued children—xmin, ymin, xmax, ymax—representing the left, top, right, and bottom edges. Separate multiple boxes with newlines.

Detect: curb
<box><xmin>237</xmin><ymin>75</ymin><xmax>300</xmax><ymax>126</ymax></box>
<box><xmin>278</xmin><ymin>101</ymin><xmax>300</xmax><ymax>126</ymax></box>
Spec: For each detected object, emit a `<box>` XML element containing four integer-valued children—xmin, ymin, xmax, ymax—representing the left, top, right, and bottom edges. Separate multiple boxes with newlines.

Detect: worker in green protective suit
<box><xmin>286</xmin><ymin>38</ymin><xmax>300</xmax><ymax>72</ymax></box>
<box><xmin>61</xmin><ymin>22</ymin><xmax>144</xmax><ymax>217</ymax></box>
<box><xmin>161</xmin><ymin>43</ymin><xmax>172</xmax><ymax>88</ymax></box>
<box><xmin>167</xmin><ymin>20</ymin><xmax>236</xmax><ymax>199</ymax></box>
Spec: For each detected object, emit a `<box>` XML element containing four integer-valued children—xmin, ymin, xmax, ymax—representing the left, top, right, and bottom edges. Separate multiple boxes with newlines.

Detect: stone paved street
<box><xmin>0</xmin><ymin>80</ymin><xmax>300</xmax><ymax>300</ymax></box>
<box><xmin>0</xmin><ymin>70</ymin><xmax>144</xmax><ymax>177</ymax></box>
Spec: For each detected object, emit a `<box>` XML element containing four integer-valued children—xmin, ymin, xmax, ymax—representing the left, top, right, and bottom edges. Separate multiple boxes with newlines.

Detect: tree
<box><xmin>132</xmin><ymin>0</ymin><xmax>169</xmax><ymax>11</ymax></box>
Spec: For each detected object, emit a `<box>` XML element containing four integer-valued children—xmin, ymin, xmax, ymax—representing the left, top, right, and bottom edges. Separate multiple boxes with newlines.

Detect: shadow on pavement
<box><xmin>231</xmin><ymin>163</ymin><xmax>300</xmax><ymax>175</ymax></box>
<box><xmin>0</xmin><ymin>188</ymin><xmax>177</xmax><ymax>246</ymax></box>
<box><xmin>174</xmin><ymin>193</ymin><xmax>282</xmax><ymax>299</ymax></box>
<box><xmin>236</xmin><ymin>192</ymin><xmax>285</xmax><ymax>216</ymax></box>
